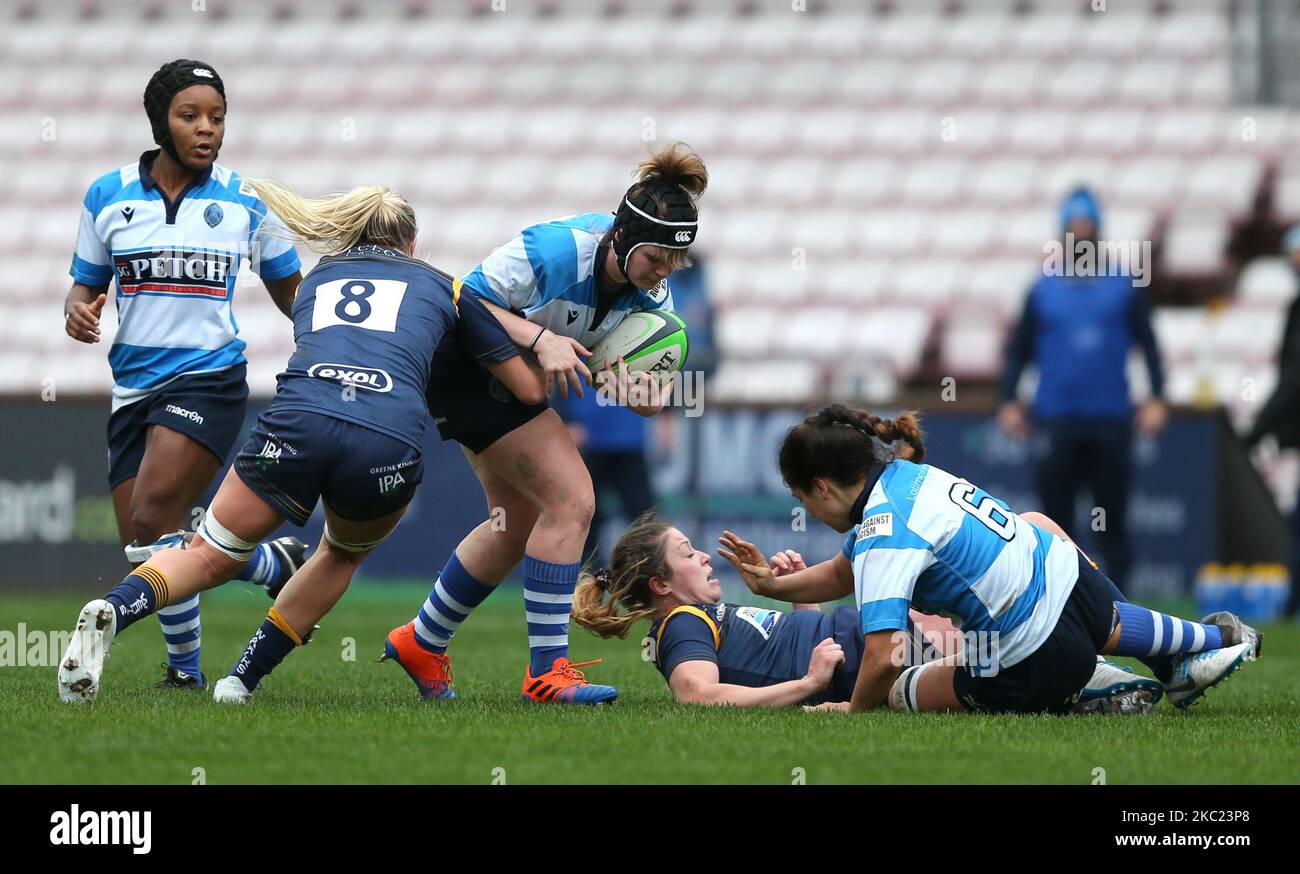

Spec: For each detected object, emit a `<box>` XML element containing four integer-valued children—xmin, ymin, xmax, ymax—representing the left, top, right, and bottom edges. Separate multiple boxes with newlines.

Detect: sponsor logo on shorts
<box><xmin>378</xmin><ymin>470</ymin><xmax>406</xmax><ymax>495</ymax></box>
<box><xmin>306</xmin><ymin>363</ymin><xmax>393</xmax><ymax>393</ymax></box>
<box><xmin>255</xmin><ymin>439</ymin><xmax>283</xmax><ymax>466</ymax></box>
<box><xmin>164</xmin><ymin>404</ymin><xmax>204</xmax><ymax>425</ymax></box>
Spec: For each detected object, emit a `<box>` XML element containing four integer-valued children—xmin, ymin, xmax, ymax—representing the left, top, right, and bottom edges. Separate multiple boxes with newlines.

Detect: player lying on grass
<box><xmin>717</xmin><ymin>404</ymin><xmax>1262</xmax><ymax>715</ymax></box>
<box><xmin>381</xmin><ymin>143</ymin><xmax>706</xmax><ymax>704</ymax></box>
<box><xmin>572</xmin><ymin>511</ymin><xmax>1162</xmax><ymax>713</ymax></box>
<box><xmin>58</xmin><ymin>183</ymin><xmax>544</xmax><ymax>705</ymax></box>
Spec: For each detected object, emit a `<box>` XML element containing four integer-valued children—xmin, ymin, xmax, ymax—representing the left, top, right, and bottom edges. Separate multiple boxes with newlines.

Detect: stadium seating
<box><xmin>0</xmin><ymin>0</ymin><xmax>1290</xmax><ymax>435</ymax></box>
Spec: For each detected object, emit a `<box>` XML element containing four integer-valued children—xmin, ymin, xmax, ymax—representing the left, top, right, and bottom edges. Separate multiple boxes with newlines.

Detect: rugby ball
<box><xmin>588</xmin><ymin>311</ymin><xmax>688</xmax><ymax>388</ymax></box>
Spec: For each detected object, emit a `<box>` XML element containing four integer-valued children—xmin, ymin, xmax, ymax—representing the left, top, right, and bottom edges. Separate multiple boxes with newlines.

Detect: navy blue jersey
<box><xmin>273</xmin><ymin>245</ymin><xmax>516</xmax><ymax>450</ymax></box>
<box><xmin>648</xmin><ymin>603</ymin><xmax>863</xmax><ymax>705</ymax></box>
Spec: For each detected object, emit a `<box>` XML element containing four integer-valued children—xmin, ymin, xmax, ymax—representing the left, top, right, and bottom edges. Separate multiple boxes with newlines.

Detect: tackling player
<box><xmin>719</xmin><ymin>405</ymin><xmax>1263</xmax><ymax>715</ymax></box>
<box><xmin>382</xmin><ymin>143</ymin><xmax>707</xmax><ymax>704</ymax></box>
<box><xmin>57</xmin><ymin>183</ymin><xmax>543</xmax><ymax>705</ymax></box>
<box><xmin>64</xmin><ymin>59</ymin><xmax>309</xmax><ymax>691</ymax></box>
<box><xmin>572</xmin><ymin>513</ymin><xmax>1163</xmax><ymax>714</ymax></box>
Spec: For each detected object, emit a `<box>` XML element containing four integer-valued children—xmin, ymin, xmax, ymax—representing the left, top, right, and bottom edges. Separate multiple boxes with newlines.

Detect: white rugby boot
<box><xmin>58</xmin><ymin>599</ymin><xmax>117</xmax><ymax>704</ymax></box>
<box><xmin>1165</xmin><ymin>642</ymin><xmax>1254</xmax><ymax>709</ymax></box>
<box><xmin>212</xmin><ymin>675</ymin><xmax>254</xmax><ymax>704</ymax></box>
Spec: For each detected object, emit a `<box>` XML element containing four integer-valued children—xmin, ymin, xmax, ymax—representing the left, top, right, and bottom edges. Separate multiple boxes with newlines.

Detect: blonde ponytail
<box><xmin>248</xmin><ymin>179</ymin><xmax>417</xmax><ymax>254</ymax></box>
<box><xmin>571</xmin><ymin>511</ymin><xmax>674</xmax><ymax>640</ymax></box>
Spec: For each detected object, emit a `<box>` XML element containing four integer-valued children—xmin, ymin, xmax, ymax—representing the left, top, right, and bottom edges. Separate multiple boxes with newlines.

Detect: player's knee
<box><xmin>189</xmin><ymin>538</ymin><xmax>242</xmax><ymax>585</ymax></box>
<box><xmin>128</xmin><ymin>503</ymin><xmax>174</xmax><ymax>546</ymax></box>
<box><xmin>889</xmin><ymin>665</ymin><xmax>925</xmax><ymax>713</ymax></box>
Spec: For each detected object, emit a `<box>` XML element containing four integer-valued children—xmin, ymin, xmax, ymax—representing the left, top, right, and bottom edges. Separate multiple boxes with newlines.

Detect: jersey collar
<box><xmin>137</xmin><ymin>148</ymin><xmax>213</xmax><ymax>193</ymax></box>
<box><xmin>849</xmin><ymin>462</ymin><xmax>887</xmax><ymax>524</ymax></box>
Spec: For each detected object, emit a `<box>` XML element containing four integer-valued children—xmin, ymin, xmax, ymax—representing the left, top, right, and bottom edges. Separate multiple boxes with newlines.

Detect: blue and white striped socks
<box><xmin>523</xmin><ymin>555</ymin><xmax>580</xmax><ymax>675</ymax></box>
<box><xmin>413</xmin><ymin>552</ymin><xmax>496</xmax><ymax>654</ymax></box>
<box><xmin>1112</xmin><ymin>602</ymin><xmax>1223</xmax><ymax>658</ymax></box>
<box><xmin>125</xmin><ymin>531</ymin><xmax>203</xmax><ymax>678</ymax></box>
<box><xmin>234</xmin><ymin>542</ymin><xmax>283</xmax><ymax>587</ymax></box>
<box><xmin>157</xmin><ymin>595</ymin><xmax>202</xmax><ymax>677</ymax></box>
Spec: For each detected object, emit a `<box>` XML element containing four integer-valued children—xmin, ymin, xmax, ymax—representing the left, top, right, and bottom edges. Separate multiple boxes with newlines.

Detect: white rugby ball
<box><xmin>587</xmin><ymin>310</ymin><xmax>689</xmax><ymax>388</ymax></box>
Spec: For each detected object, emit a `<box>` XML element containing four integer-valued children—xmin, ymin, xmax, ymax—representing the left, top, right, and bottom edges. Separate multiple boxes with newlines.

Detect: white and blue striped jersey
<box><xmin>842</xmin><ymin>459</ymin><xmax>1080</xmax><ymax>670</ymax></box>
<box><xmin>70</xmin><ymin>152</ymin><xmax>301</xmax><ymax>412</ymax></box>
<box><xmin>456</xmin><ymin>212</ymin><xmax>673</xmax><ymax>349</ymax></box>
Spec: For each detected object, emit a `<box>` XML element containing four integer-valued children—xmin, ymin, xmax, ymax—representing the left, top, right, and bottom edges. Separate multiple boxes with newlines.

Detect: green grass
<box><xmin>2</xmin><ymin>584</ymin><xmax>1297</xmax><ymax>784</ymax></box>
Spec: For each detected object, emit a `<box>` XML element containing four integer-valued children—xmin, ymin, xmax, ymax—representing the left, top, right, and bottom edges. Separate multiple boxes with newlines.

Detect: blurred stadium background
<box><xmin>2</xmin><ymin>0</ymin><xmax>1298</xmax><ymax>607</ymax></box>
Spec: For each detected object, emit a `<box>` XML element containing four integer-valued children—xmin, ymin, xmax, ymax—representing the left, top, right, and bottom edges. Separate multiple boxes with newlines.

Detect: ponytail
<box><xmin>634</xmin><ymin>141</ymin><xmax>708</xmax><ymax>201</ymax></box>
<box><xmin>778</xmin><ymin>404</ymin><xmax>925</xmax><ymax>493</ymax></box>
<box><xmin>248</xmin><ymin>179</ymin><xmax>417</xmax><ymax>254</ymax></box>
<box><xmin>571</xmin><ymin>511</ymin><xmax>674</xmax><ymax>640</ymax></box>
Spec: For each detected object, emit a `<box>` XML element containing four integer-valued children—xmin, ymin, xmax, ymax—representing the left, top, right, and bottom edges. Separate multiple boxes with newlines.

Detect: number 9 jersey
<box><xmin>272</xmin><ymin>244</ymin><xmax>518</xmax><ymax>453</ymax></box>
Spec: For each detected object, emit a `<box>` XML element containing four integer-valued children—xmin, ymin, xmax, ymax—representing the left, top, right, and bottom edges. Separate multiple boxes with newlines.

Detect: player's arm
<box><xmin>479</xmin><ymin>297</ymin><xmax>592</xmax><ymax>400</ymax></box>
<box><xmin>718</xmin><ymin>532</ymin><xmax>852</xmax><ymax>604</ymax></box>
<box><xmin>64</xmin><ymin>282</ymin><xmax>108</xmax><ymax>344</ymax></box>
<box><xmin>262</xmin><ymin>272</ymin><xmax>301</xmax><ymax>319</ymax></box>
<box><xmin>67</xmin><ymin>185</ymin><xmax>112</xmax><ymax>344</ymax></box>
<box><xmin>454</xmin><ymin>290</ymin><xmax>546</xmax><ymax>405</ymax></box>
<box><xmin>844</xmin><ymin>630</ymin><xmax>902</xmax><ymax>712</ymax></box>
<box><xmin>809</xmin><ymin>528</ymin><xmax>930</xmax><ymax>713</ymax></box>
<box><xmin>667</xmin><ymin>644</ymin><xmax>843</xmax><ymax>708</ymax></box>
<box><xmin>485</xmin><ymin>356</ymin><xmax>546</xmax><ymax>407</ymax></box>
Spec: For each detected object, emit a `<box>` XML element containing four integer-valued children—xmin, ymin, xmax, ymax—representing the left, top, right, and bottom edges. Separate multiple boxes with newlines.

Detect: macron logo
<box><xmin>50</xmin><ymin>804</ymin><xmax>151</xmax><ymax>855</ymax></box>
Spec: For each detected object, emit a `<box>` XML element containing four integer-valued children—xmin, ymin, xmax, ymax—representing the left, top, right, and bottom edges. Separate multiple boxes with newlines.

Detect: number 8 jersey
<box><xmin>841</xmin><ymin>458</ymin><xmax>1081</xmax><ymax>670</ymax></box>
<box><xmin>272</xmin><ymin>245</ymin><xmax>517</xmax><ymax>452</ymax></box>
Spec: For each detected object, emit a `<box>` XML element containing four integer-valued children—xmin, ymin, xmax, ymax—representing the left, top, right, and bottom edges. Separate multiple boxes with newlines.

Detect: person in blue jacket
<box><xmin>997</xmin><ymin>187</ymin><xmax>1168</xmax><ymax>592</ymax></box>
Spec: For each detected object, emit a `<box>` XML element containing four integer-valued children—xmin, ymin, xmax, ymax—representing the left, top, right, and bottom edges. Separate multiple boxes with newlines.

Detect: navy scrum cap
<box><xmin>611</xmin><ymin>178</ymin><xmax>698</xmax><ymax>276</ymax></box>
<box><xmin>143</xmin><ymin>59</ymin><xmax>226</xmax><ymax>162</ymax></box>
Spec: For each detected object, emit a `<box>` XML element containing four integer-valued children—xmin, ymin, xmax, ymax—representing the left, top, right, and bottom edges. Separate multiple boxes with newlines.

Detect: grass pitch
<box><xmin>2</xmin><ymin>583</ymin><xmax>1297</xmax><ymax>784</ymax></box>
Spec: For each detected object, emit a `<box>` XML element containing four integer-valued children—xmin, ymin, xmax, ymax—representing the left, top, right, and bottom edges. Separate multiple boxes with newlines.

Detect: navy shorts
<box><xmin>426</xmin><ymin>353</ymin><xmax>548</xmax><ymax>454</ymax></box>
<box><xmin>952</xmin><ymin>552</ymin><xmax>1114</xmax><ymax>714</ymax></box>
<box><xmin>233</xmin><ymin>406</ymin><xmax>423</xmax><ymax>527</ymax></box>
<box><xmin>107</xmin><ymin>364</ymin><xmax>249</xmax><ymax>489</ymax></box>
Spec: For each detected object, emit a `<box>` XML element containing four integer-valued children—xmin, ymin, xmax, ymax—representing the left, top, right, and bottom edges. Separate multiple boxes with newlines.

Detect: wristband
<box><xmin>529</xmin><ymin>326</ymin><xmax>547</xmax><ymax>353</ymax></box>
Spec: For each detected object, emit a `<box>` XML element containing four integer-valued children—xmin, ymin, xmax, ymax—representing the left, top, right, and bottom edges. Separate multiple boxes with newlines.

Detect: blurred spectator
<box><xmin>1242</xmin><ymin>225</ymin><xmax>1300</xmax><ymax>617</ymax></box>
<box><xmin>997</xmin><ymin>187</ymin><xmax>1168</xmax><ymax>592</ymax></box>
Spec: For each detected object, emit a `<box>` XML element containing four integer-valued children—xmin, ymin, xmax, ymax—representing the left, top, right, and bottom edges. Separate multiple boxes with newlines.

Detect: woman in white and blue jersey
<box><xmin>383</xmin><ymin>143</ymin><xmax>707</xmax><ymax>704</ymax></box>
<box><xmin>58</xmin><ymin>183</ymin><xmax>544</xmax><ymax>705</ymax></box>
<box><xmin>718</xmin><ymin>405</ymin><xmax>1264</xmax><ymax>715</ymax></box>
<box><xmin>63</xmin><ymin>60</ymin><xmax>309</xmax><ymax>691</ymax></box>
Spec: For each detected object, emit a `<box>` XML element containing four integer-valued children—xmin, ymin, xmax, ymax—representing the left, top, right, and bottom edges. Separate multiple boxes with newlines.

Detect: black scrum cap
<box><xmin>143</xmin><ymin>59</ymin><xmax>225</xmax><ymax>162</ymax></box>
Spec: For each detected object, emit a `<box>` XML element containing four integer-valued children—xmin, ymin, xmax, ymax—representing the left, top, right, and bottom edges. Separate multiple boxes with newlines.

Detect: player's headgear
<box><xmin>143</xmin><ymin>59</ymin><xmax>226</xmax><ymax>163</ymax></box>
<box><xmin>610</xmin><ymin>178</ymin><xmax>699</xmax><ymax>277</ymax></box>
